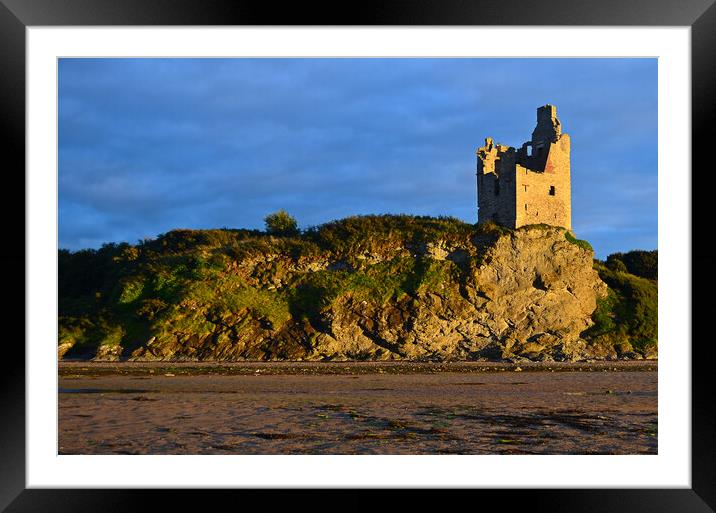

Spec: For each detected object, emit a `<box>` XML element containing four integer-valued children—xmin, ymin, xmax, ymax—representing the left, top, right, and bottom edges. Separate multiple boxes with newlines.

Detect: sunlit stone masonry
<box><xmin>477</xmin><ymin>104</ymin><xmax>572</xmax><ymax>230</ymax></box>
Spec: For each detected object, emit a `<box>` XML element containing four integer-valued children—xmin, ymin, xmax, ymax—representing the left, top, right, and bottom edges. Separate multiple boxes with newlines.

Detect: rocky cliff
<box><xmin>58</xmin><ymin>216</ymin><xmax>656</xmax><ymax>362</ymax></box>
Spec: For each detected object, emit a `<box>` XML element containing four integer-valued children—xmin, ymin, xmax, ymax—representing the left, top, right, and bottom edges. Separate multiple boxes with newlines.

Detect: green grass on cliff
<box><xmin>58</xmin><ymin>215</ymin><xmax>655</xmax><ymax>359</ymax></box>
<box><xmin>565</xmin><ymin>231</ymin><xmax>593</xmax><ymax>253</ymax></box>
<box><xmin>584</xmin><ymin>259</ymin><xmax>657</xmax><ymax>357</ymax></box>
<box><xmin>286</xmin><ymin>256</ymin><xmax>458</xmax><ymax>321</ymax></box>
<box><xmin>304</xmin><ymin>214</ymin><xmax>474</xmax><ymax>250</ymax></box>
<box><xmin>58</xmin><ymin>215</ymin><xmax>472</xmax><ymax>357</ymax></box>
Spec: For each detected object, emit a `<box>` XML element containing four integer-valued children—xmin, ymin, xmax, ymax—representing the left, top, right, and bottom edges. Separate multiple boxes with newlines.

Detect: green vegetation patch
<box><xmin>264</xmin><ymin>209</ymin><xmax>300</xmax><ymax>237</ymax></box>
<box><xmin>287</xmin><ymin>256</ymin><xmax>458</xmax><ymax>322</ymax></box>
<box><xmin>565</xmin><ymin>231</ymin><xmax>593</xmax><ymax>253</ymax></box>
<box><xmin>583</xmin><ymin>262</ymin><xmax>658</xmax><ymax>356</ymax></box>
<box><xmin>606</xmin><ymin>250</ymin><xmax>657</xmax><ymax>280</ymax></box>
<box><xmin>59</xmin><ymin>316</ymin><xmax>125</xmax><ymax>357</ymax></box>
<box><xmin>474</xmin><ymin>220</ymin><xmax>512</xmax><ymax>237</ymax></box>
<box><xmin>190</xmin><ymin>278</ymin><xmax>292</xmax><ymax>329</ymax></box>
<box><xmin>304</xmin><ymin>214</ymin><xmax>474</xmax><ymax>255</ymax></box>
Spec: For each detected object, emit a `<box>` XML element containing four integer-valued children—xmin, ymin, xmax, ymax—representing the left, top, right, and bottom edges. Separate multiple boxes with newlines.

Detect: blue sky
<box><xmin>59</xmin><ymin>58</ymin><xmax>657</xmax><ymax>259</ymax></box>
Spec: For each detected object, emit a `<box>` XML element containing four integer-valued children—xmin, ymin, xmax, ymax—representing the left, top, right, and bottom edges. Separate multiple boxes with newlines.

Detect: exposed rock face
<box><xmin>126</xmin><ymin>226</ymin><xmax>607</xmax><ymax>362</ymax></box>
<box><xmin>300</xmin><ymin>227</ymin><xmax>606</xmax><ymax>361</ymax></box>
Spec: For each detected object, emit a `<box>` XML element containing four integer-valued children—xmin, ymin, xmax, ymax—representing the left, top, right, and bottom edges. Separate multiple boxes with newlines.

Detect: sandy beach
<box><xmin>59</xmin><ymin>361</ymin><xmax>657</xmax><ymax>455</ymax></box>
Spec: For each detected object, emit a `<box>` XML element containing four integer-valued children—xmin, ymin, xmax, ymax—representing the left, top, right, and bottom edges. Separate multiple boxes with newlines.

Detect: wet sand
<box><xmin>58</xmin><ymin>361</ymin><xmax>657</xmax><ymax>455</ymax></box>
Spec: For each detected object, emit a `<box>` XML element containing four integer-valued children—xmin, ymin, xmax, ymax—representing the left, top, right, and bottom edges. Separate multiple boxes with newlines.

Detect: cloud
<box><xmin>58</xmin><ymin>58</ymin><xmax>657</xmax><ymax>258</ymax></box>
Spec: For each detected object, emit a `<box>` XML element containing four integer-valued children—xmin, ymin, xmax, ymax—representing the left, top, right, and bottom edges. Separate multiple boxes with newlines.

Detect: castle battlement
<box><xmin>476</xmin><ymin>104</ymin><xmax>571</xmax><ymax>230</ymax></box>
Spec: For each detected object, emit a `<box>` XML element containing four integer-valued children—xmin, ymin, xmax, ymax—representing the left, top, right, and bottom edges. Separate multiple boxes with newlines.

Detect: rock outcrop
<box><xmin>60</xmin><ymin>217</ymin><xmax>656</xmax><ymax>362</ymax></box>
<box><xmin>129</xmin><ymin>227</ymin><xmax>602</xmax><ymax>361</ymax></box>
<box><xmin>281</xmin><ymin>226</ymin><xmax>606</xmax><ymax>362</ymax></box>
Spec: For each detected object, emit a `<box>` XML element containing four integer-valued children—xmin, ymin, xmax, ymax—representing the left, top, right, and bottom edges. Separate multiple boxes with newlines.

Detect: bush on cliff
<box><xmin>304</xmin><ymin>214</ymin><xmax>474</xmax><ymax>253</ymax></box>
<box><xmin>564</xmin><ymin>231</ymin><xmax>593</xmax><ymax>253</ymax></box>
<box><xmin>584</xmin><ymin>261</ymin><xmax>658</xmax><ymax>357</ymax></box>
<box><xmin>605</xmin><ymin>250</ymin><xmax>657</xmax><ymax>280</ymax></box>
<box><xmin>264</xmin><ymin>210</ymin><xmax>300</xmax><ymax>236</ymax></box>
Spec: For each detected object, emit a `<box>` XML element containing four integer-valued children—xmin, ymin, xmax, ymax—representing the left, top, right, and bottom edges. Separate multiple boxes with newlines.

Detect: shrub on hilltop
<box><xmin>606</xmin><ymin>250</ymin><xmax>657</xmax><ymax>280</ymax></box>
<box><xmin>264</xmin><ymin>210</ymin><xmax>300</xmax><ymax>237</ymax></box>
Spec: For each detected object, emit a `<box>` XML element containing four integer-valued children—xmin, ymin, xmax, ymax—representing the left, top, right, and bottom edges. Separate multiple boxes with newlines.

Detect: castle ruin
<box><xmin>476</xmin><ymin>104</ymin><xmax>571</xmax><ymax>230</ymax></box>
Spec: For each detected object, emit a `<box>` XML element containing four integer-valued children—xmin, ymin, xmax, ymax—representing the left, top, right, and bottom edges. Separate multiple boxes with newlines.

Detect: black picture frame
<box><xmin>1</xmin><ymin>1</ymin><xmax>713</xmax><ymax>511</ymax></box>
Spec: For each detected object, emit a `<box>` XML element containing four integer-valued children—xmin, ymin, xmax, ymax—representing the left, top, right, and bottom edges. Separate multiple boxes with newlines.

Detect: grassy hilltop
<box><xmin>58</xmin><ymin>215</ymin><xmax>657</xmax><ymax>361</ymax></box>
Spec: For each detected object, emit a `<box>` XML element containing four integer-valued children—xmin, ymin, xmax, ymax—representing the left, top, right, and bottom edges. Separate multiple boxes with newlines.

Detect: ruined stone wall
<box><xmin>514</xmin><ymin>134</ymin><xmax>571</xmax><ymax>229</ymax></box>
<box><xmin>476</xmin><ymin>139</ymin><xmax>517</xmax><ymax>226</ymax></box>
<box><xmin>531</xmin><ymin>104</ymin><xmax>561</xmax><ymax>142</ymax></box>
<box><xmin>477</xmin><ymin>104</ymin><xmax>571</xmax><ymax>230</ymax></box>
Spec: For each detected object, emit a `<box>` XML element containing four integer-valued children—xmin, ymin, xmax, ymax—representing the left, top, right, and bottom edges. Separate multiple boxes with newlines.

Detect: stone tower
<box><xmin>476</xmin><ymin>105</ymin><xmax>571</xmax><ymax>230</ymax></box>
